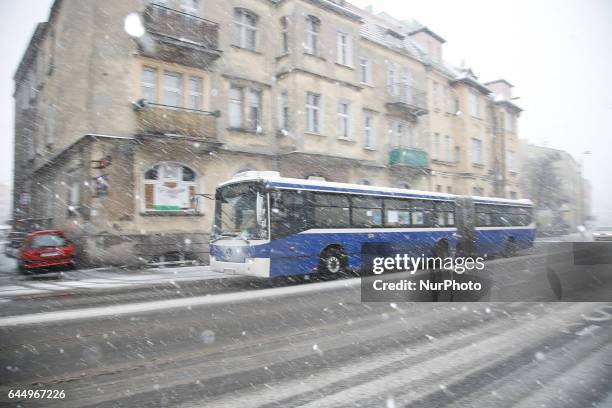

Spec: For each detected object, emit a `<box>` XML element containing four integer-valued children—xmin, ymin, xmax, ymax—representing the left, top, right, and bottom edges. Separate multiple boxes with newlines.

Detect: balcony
<box><xmin>140</xmin><ymin>4</ymin><xmax>221</xmax><ymax>69</ymax></box>
<box><xmin>136</xmin><ymin>103</ymin><xmax>217</xmax><ymax>139</ymax></box>
<box><xmin>386</xmin><ymin>84</ymin><xmax>428</xmax><ymax>118</ymax></box>
<box><xmin>389</xmin><ymin>147</ymin><xmax>428</xmax><ymax>168</ymax></box>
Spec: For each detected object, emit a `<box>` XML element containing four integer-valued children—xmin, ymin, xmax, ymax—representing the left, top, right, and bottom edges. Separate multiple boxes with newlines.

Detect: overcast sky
<box><xmin>1</xmin><ymin>0</ymin><xmax>611</xmax><ymax>222</ymax></box>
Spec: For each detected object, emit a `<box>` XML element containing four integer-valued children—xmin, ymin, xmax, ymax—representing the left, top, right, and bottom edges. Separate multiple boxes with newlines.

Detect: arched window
<box><xmin>144</xmin><ymin>162</ymin><xmax>198</xmax><ymax>212</ymax></box>
<box><xmin>233</xmin><ymin>8</ymin><xmax>258</xmax><ymax>50</ymax></box>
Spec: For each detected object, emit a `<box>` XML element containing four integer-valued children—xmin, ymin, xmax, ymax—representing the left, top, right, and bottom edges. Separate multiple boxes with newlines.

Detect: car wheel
<box><xmin>319</xmin><ymin>248</ymin><xmax>347</xmax><ymax>274</ymax></box>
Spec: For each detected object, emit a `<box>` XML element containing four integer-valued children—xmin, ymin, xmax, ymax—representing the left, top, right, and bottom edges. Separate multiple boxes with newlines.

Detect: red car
<box><xmin>18</xmin><ymin>230</ymin><xmax>76</xmax><ymax>273</ymax></box>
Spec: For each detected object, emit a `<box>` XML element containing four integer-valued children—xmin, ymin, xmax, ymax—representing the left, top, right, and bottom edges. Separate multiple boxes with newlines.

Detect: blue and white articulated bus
<box><xmin>209</xmin><ymin>171</ymin><xmax>535</xmax><ymax>278</ymax></box>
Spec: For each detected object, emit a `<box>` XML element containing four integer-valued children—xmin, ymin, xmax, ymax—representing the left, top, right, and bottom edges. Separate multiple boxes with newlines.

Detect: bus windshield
<box><xmin>213</xmin><ymin>183</ymin><xmax>268</xmax><ymax>241</ymax></box>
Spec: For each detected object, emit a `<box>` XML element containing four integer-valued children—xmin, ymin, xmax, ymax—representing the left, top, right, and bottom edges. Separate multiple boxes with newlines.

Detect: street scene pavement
<box><xmin>1</xmin><ymin>236</ymin><xmax>611</xmax><ymax>407</ymax></box>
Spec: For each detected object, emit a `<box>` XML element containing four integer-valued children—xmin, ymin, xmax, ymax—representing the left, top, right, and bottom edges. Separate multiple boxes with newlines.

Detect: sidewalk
<box><xmin>0</xmin><ymin>265</ymin><xmax>230</xmax><ymax>300</ymax></box>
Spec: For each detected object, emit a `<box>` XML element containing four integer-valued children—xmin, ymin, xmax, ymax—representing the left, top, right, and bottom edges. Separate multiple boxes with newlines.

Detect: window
<box><xmin>471</xmin><ymin>138</ymin><xmax>483</xmax><ymax>164</ymax></box>
<box><xmin>45</xmin><ymin>104</ymin><xmax>55</xmax><ymax>146</ymax></box>
<box><xmin>507</xmin><ymin>150</ymin><xmax>516</xmax><ymax>172</ymax></box>
<box><xmin>233</xmin><ymin>9</ymin><xmax>257</xmax><ymax>50</ymax></box>
<box><xmin>305</xmin><ymin>16</ymin><xmax>319</xmax><ymax>55</ymax></box>
<box><xmin>279</xmin><ymin>90</ymin><xmax>289</xmax><ymax>130</ymax></box>
<box><xmin>163</xmin><ymin>71</ymin><xmax>182</xmax><ymax>107</ymax></box>
<box><xmin>390</xmin><ymin>120</ymin><xmax>410</xmax><ymax>147</ymax></box>
<box><xmin>433</xmin><ymin>133</ymin><xmax>440</xmax><ymax>160</ymax></box>
<box><xmin>473</xmin><ymin>187</ymin><xmax>484</xmax><ymax>196</ymax></box>
<box><xmin>364</xmin><ymin>112</ymin><xmax>374</xmax><ymax>148</ymax></box>
<box><xmin>358</xmin><ymin>179</ymin><xmax>371</xmax><ymax>186</ymax></box>
<box><xmin>336</xmin><ymin>31</ymin><xmax>352</xmax><ymax>66</ymax></box>
<box><xmin>309</xmin><ymin>193</ymin><xmax>350</xmax><ymax>227</ymax></box>
<box><xmin>435</xmin><ymin>202</ymin><xmax>455</xmax><ymax>227</ymax></box>
<box><xmin>432</xmin><ymin>81</ymin><xmax>438</xmax><ymax>110</ymax></box>
<box><xmin>384</xmin><ymin>199</ymin><xmax>434</xmax><ymax>227</ymax></box>
<box><xmin>505</xmin><ymin>111</ymin><xmax>514</xmax><ymax>132</ymax></box>
<box><xmin>444</xmin><ymin>135</ymin><xmax>452</xmax><ymax>162</ymax></box>
<box><xmin>443</xmin><ymin>86</ymin><xmax>450</xmax><ymax>113</ymax></box>
<box><xmin>306</xmin><ymin>92</ymin><xmax>321</xmax><ymax>133</ymax></box>
<box><xmin>280</xmin><ymin>17</ymin><xmax>289</xmax><ymax>54</ymax></box>
<box><xmin>247</xmin><ymin>89</ymin><xmax>262</xmax><ymax>132</ymax></box>
<box><xmin>447</xmin><ymin>186</ymin><xmax>452</xmax><ymax>193</ymax></box>
<box><xmin>469</xmin><ymin>91</ymin><xmax>480</xmax><ymax>118</ymax></box>
<box><xmin>180</xmin><ymin>0</ymin><xmax>198</xmax><ymax>15</ymax></box>
<box><xmin>228</xmin><ymin>86</ymin><xmax>243</xmax><ymax>128</ymax></box>
<box><xmin>359</xmin><ymin>57</ymin><xmax>371</xmax><ymax>84</ymax></box>
<box><xmin>270</xmin><ymin>190</ymin><xmax>307</xmax><ymax>238</ymax></box>
<box><xmin>510</xmin><ymin>191</ymin><xmax>518</xmax><ymax>199</ymax></box>
<box><xmin>337</xmin><ymin>101</ymin><xmax>350</xmax><ymax>139</ymax></box>
<box><xmin>387</xmin><ymin>62</ymin><xmax>399</xmax><ymax>95</ymax></box>
<box><xmin>141</xmin><ymin>67</ymin><xmax>157</xmax><ymax>102</ymax></box>
<box><xmin>67</xmin><ymin>172</ymin><xmax>80</xmax><ymax>216</ymax></box>
<box><xmin>143</xmin><ymin>163</ymin><xmax>198</xmax><ymax>212</ymax></box>
<box><xmin>455</xmin><ymin>146</ymin><xmax>461</xmax><ymax>163</ymax></box>
<box><xmin>436</xmin><ymin>185</ymin><xmax>442</xmax><ymax>192</ymax></box>
<box><xmin>187</xmin><ymin>77</ymin><xmax>202</xmax><ymax>110</ymax></box>
<box><xmin>351</xmin><ymin>196</ymin><xmax>382</xmax><ymax>227</ymax></box>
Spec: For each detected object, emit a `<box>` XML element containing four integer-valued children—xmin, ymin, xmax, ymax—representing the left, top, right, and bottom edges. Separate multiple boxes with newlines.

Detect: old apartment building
<box><xmin>12</xmin><ymin>0</ymin><xmax>523</xmax><ymax>265</ymax></box>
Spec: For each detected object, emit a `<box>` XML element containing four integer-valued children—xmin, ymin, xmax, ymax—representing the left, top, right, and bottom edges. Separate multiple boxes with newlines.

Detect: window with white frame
<box><xmin>336</xmin><ymin>31</ymin><xmax>352</xmax><ymax>66</ymax></box>
<box><xmin>471</xmin><ymin>138</ymin><xmax>483</xmax><ymax>164</ymax></box>
<box><xmin>280</xmin><ymin>16</ymin><xmax>289</xmax><ymax>55</ymax></box>
<box><xmin>444</xmin><ymin>135</ymin><xmax>452</xmax><ymax>161</ymax></box>
<box><xmin>163</xmin><ymin>71</ymin><xmax>182</xmax><ymax>107</ymax></box>
<box><xmin>507</xmin><ymin>150</ymin><xmax>516</xmax><ymax>172</ymax></box>
<box><xmin>387</xmin><ymin>62</ymin><xmax>399</xmax><ymax>95</ymax></box>
<box><xmin>306</xmin><ymin>92</ymin><xmax>321</xmax><ymax>133</ymax></box>
<box><xmin>305</xmin><ymin>16</ymin><xmax>320</xmax><ymax>55</ymax></box>
<box><xmin>141</xmin><ymin>67</ymin><xmax>157</xmax><ymax>103</ymax></box>
<box><xmin>180</xmin><ymin>0</ymin><xmax>198</xmax><ymax>15</ymax></box>
<box><xmin>247</xmin><ymin>89</ymin><xmax>262</xmax><ymax>132</ymax></box>
<box><xmin>433</xmin><ymin>133</ymin><xmax>440</xmax><ymax>160</ymax></box>
<box><xmin>432</xmin><ymin>81</ymin><xmax>438</xmax><ymax>110</ymax></box>
<box><xmin>505</xmin><ymin>111</ymin><xmax>514</xmax><ymax>132</ymax></box>
<box><xmin>364</xmin><ymin>112</ymin><xmax>374</xmax><ymax>148</ymax></box>
<box><xmin>443</xmin><ymin>86</ymin><xmax>450</xmax><ymax>113</ymax></box>
<box><xmin>228</xmin><ymin>86</ymin><xmax>243</xmax><ymax>128</ymax></box>
<box><xmin>187</xmin><ymin>76</ymin><xmax>203</xmax><ymax>110</ymax></box>
<box><xmin>233</xmin><ymin>9</ymin><xmax>257</xmax><ymax>50</ymax></box>
<box><xmin>143</xmin><ymin>163</ymin><xmax>198</xmax><ymax>212</ymax></box>
<box><xmin>359</xmin><ymin>57</ymin><xmax>371</xmax><ymax>84</ymax></box>
<box><xmin>279</xmin><ymin>90</ymin><xmax>289</xmax><ymax>130</ymax></box>
<box><xmin>469</xmin><ymin>91</ymin><xmax>480</xmax><ymax>118</ymax></box>
<box><xmin>337</xmin><ymin>101</ymin><xmax>350</xmax><ymax>139</ymax></box>
<box><xmin>390</xmin><ymin>120</ymin><xmax>405</xmax><ymax>147</ymax></box>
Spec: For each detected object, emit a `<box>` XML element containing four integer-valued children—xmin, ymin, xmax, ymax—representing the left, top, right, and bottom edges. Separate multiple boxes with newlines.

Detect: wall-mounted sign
<box><xmin>154</xmin><ymin>182</ymin><xmax>188</xmax><ymax>211</ymax></box>
<box><xmin>91</xmin><ymin>155</ymin><xmax>112</xmax><ymax>169</ymax></box>
<box><xmin>19</xmin><ymin>192</ymin><xmax>31</xmax><ymax>206</ymax></box>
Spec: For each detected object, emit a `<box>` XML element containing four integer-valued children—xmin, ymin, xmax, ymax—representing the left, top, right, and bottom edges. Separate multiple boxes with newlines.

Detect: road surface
<box><xmin>0</xmin><ymin>242</ymin><xmax>611</xmax><ymax>407</ymax></box>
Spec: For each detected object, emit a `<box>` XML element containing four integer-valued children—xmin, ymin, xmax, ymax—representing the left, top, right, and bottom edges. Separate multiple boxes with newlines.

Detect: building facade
<box><xmin>12</xmin><ymin>0</ymin><xmax>523</xmax><ymax>265</ymax></box>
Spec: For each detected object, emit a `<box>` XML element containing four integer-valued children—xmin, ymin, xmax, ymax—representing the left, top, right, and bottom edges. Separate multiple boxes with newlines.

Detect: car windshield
<box><xmin>30</xmin><ymin>234</ymin><xmax>66</xmax><ymax>249</ymax></box>
<box><xmin>213</xmin><ymin>183</ymin><xmax>268</xmax><ymax>241</ymax></box>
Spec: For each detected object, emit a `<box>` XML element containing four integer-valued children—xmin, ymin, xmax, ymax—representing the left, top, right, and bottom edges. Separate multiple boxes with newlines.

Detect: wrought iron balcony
<box><xmin>136</xmin><ymin>102</ymin><xmax>218</xmax><ymax>139</ymax></box>
<box><xmin>389</xmin><ymin>147</ymin><xmax>428</xmax><ymax>168</ymax></box>
<box><xmin>140</xmin><ymin>4</ymin><xmax>221</xmax><ymax>69</ymax></box>
<box><xmin>386</xmin><ymin>84</ymin><xmax>428</xmax><ymax>118</ymax></box>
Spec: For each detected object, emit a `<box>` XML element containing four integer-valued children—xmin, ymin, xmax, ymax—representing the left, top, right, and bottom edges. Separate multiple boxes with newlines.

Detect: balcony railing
<box><xmin>389</xmin><ymin>147</ymin><xmax>428</xmax><ymax>168</ymax></box>
<box><xmin>141</xmin><ymin>4</ymin><xmax>221</xmax><ymax>68</ymax></box>
<box><xmin>136</xmin><ymin>103</ymin><xmax>217</xmax><ymax>139</ymax></box>
<box><xmin>386</xmin><ymin>84</ymin><xmax>428</xmax><ymax>117</ymax></box>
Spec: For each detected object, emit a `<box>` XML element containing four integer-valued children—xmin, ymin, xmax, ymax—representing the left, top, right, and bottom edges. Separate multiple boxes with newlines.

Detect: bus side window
<box><xmin>351</xmin><ymin>196</ymin><xmax>383</xmax><ymax>227</ymax></box>
<box><xmin>270</xmin><ymin>190</ymin><xmax>307</xmax><ymax>238</ymax></box>
<box><xmin>384</xmin><ymin>199</ymin><xmax>411</xmax><ymax>227</ymax></box>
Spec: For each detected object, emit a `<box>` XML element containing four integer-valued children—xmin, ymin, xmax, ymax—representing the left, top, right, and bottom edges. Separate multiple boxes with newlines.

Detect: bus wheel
<box><xmin>319</xmin><ymin>248</ymin><xmax>346</xmax><ymax>274</ymax></box>
<box><xmin>503</xmin><ymin>238</ymin><xmax>517</xmax><ymax>257</ymax></box>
